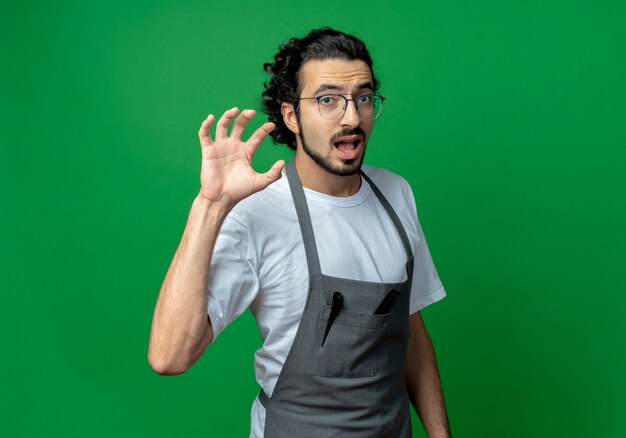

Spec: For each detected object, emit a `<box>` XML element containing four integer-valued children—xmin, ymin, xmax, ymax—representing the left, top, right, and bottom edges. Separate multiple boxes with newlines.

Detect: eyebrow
<box><xmin>311</xmin><ymin>82</ymin><xmax>375</xmax><ymax>96</ymax></box>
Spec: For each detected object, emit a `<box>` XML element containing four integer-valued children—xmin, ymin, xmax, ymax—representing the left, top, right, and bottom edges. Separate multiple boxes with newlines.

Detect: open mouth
<box><xmin>333</xmin><ymin>135</ymin><xmax>363</xmax><ymax>152</ymax></box>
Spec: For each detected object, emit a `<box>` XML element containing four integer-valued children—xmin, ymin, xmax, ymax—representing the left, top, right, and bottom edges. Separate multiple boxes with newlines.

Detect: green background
<box><xmin>2</xmin><ymin>0</ymin><xmax>625</xmax><ymax>436</ymax></box>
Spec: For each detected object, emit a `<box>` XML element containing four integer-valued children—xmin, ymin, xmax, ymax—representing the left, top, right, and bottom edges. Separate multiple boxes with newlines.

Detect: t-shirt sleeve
<box><xmin>407</xmin><ymin>189</ymin><xmax>446</xmax><ymax>314</ymax></box>
<box><xmin>206</xmin><ymin>214</ymin><xmax>260</xmax><ymax>340</ymax></box>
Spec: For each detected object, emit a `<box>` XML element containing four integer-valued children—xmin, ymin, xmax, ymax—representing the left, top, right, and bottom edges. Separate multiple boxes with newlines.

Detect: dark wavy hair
<box><xmin>261</xmin><ymin>27</ymin><xmax>380</xmax><ymax>150</ymax></box>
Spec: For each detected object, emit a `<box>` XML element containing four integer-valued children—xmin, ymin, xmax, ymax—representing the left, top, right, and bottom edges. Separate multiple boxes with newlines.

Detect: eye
<box><xmin>319</xmin><ymin>95</ymin><xmax>338</xmax><ymax>106</ymax></box>
<box><xmin>357</xmin><ymin>95</ymin><xmax>373</xmax><ymax>104</ymax></box>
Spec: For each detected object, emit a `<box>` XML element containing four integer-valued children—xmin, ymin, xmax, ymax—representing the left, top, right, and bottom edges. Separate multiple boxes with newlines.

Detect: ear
<box><xmin>281</xmin><ymin>102</ymin><xmax>299</xmax><ymax>135</ymax></box>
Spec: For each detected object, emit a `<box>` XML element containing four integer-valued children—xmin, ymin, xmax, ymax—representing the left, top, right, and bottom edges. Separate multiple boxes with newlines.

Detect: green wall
<box><xmin>2</xmin><ymin>1</ymin><xmax>625</xmax><ymax>436</ymax></box>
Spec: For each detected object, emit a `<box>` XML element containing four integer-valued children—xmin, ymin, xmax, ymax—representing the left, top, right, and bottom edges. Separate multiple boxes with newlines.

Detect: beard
<box><xmin>297</xmin><ymin>119</ymin><xmax>367</xmax><ymax>177</ymax></box>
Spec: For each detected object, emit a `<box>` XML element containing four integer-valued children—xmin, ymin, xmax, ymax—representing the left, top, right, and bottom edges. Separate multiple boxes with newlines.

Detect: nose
<box><xmin>339</xmin><ymin>99</ymin><xmax>360</xmax><ymax>128</ymax></box>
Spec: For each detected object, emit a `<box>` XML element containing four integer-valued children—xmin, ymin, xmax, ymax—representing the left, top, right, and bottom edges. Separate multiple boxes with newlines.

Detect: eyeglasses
<box><xmin>298</xmin><ymin>93</ymin><xmax>386</xmax><ymax>120</ymax></box>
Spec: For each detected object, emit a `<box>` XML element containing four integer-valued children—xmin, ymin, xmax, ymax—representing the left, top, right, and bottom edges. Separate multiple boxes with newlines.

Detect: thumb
<box><xmin>267</xmin><ymin>160</ymin><xmax>285</xmax><ymax>181</ymax></box>
<box><xmin>255</xmin><ymin>160</ymin><xmax>285</xmax><ymax>190</ymax></box>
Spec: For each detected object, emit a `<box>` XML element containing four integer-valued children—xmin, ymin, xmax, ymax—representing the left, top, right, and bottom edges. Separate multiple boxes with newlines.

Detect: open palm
<box><xmin>198</xmin><ymin>108</ymin><xmax>284</xmax><ymax>207</ymax></box>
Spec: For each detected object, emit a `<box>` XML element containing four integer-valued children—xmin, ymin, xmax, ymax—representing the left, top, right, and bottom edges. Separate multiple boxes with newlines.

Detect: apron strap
<box><xmin>359</xmin><ymin>170</ymin><xmax>414</xmax><ymax>262</ymax></box>
<box><xmin>286</xmin><ymin>160</ymin><xmax>322</xmax><ymax>276</ymax></box>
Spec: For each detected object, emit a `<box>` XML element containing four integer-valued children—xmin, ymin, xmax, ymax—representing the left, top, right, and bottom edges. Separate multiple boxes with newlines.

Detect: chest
<box><xmin>253</xmin><ymin>195</ymin><xmax>414</xmax><ymax>293</ymax></box>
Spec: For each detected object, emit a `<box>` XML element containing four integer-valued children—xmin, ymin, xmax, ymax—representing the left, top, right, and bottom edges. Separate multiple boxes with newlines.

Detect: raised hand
<box><xmin>197</xmin><ymin>107</ymin><xmax>284</xmax><ymax>207</ymax></box>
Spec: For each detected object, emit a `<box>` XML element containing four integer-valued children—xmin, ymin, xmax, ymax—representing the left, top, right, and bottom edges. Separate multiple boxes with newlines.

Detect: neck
<box><xmin>292</xmin><ymin>150</ymin><xmax>362</xmax><ymax>197</ymax></box>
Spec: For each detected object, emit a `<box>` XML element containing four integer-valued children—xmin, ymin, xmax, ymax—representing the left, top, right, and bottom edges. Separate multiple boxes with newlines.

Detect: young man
<box><xmin>149</xmin><ymin>28</ymin><xmax>450</xmax><ymax>437</ymax></box>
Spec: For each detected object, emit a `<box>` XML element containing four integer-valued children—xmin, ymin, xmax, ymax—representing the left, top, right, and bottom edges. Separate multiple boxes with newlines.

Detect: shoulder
<box><xmin>361</xmin><ymin>165</ymin><xmax>415</xmax><ymax>210</ymax></box>
<box><xmin>223</xmin><ymin>174</ymin><xmax>294</xmax><ymax>232</ymax></box>
<box><xmin>362</xmin><ymin>164</ymin><xmax>411</xmax><ymax>189</ymax></box>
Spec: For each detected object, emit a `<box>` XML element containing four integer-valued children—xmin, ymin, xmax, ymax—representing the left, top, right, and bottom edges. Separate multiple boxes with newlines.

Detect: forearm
<box><xmin>148</xmin><ymin>195</ymin><xmax>232</xmax><ymax>375</ymax></box>
<box><xmin>405</xmin><ymin>314</ymin><xmax>451</xmax><ymax>437</ymax></box>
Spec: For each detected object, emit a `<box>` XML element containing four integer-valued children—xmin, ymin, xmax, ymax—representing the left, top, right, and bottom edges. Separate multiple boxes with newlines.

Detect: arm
<box><xmin>147</xmin><ymin>108</ymin><xmax>284</xmax><ymax>375</ymax></box>
<box><xmin>405</xmin><ymin>311</ymin><xmax>451</xmax><ymax>437</ymax></box>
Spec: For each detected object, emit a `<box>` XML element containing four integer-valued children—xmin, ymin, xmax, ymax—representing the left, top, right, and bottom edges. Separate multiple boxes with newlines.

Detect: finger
<box><xmin>198</xmin><ymin>114</ymin><xmax>215</xmax><ymax>146</ymax></box>
<box><xmin>266</xmin><ymin>159</ymin><xmax>286</xmax><ymax>181</ymax></box>
<box><xmin>230</xmin><ymin>109</ymin><xmax>256</xmax><ymax>139</ymax></box>
<box><xmin>246</xmin><ymin>122</ymin><xmax>276</xmax><ymax>152</ymax></box>
<box><xmin>215</xmin><ymin>107</ymin><xmax>239</xmax><ymax>139</ymax></box>
<box><xmin>254</xmin><ymin>160</ymin><xmax>285</xmax><ymax>192</ymax></box>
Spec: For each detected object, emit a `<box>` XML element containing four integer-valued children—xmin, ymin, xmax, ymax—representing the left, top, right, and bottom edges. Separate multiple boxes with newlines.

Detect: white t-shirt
<box><xmin>206</xmin><ymin>165</ymin><xmax>446</xmax><ymax>437</ymax></box>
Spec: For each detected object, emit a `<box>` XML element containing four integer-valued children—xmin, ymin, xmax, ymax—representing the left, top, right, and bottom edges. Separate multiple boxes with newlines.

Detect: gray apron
<box><xmin>259</xmin><ymin>160</ymin><xmax>414</xmax><ymax>437</ymax></box>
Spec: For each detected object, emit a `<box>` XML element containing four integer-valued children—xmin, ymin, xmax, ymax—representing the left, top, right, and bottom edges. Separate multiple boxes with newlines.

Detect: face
<box><xmin>291</xmin><ymin>59</ymin><xmax>376</xmax><ymax>176</ymax></box>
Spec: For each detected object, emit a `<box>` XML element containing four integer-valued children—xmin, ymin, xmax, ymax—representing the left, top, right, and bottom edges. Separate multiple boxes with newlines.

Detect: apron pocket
<box><xmin>308</xmin><ymin>304</ymin><xmax>390</xmax><ymax>378</ymax></box>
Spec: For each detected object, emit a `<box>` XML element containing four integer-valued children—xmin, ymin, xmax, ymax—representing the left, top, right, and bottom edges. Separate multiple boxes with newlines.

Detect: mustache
<box><xmin>330</xmin><ymin>127</ymin><xmax>366</xmax><ymax>143</ymax></box>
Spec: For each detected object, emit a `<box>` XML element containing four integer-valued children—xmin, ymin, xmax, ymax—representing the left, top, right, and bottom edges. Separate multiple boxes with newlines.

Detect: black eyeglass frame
<box><xmin>297</xmin><ymin>93</ymin><xmax>386</xmax><ymax>120</ymax></box>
